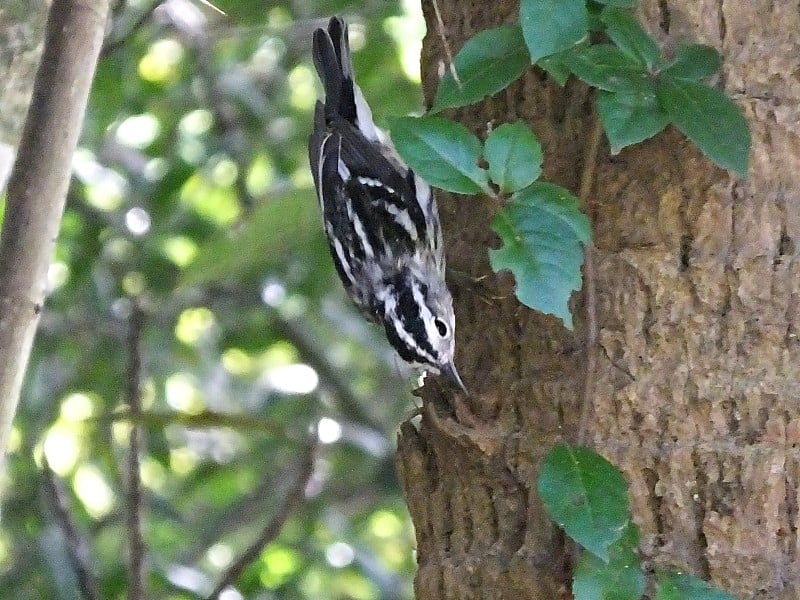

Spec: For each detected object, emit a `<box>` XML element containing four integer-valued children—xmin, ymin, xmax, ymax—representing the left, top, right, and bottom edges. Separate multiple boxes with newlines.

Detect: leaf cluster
<box><xmin>538</xmin><ymin>445</ymin><xmax>737</xmax><ymax>600</ymax></box>
<box><xmin>433</xmin><ymin>0</ymin><xmax>750</xmax><ymax>176</ymax></box>
<box><xmin>391</xmin><ymin>115</ymin><xmax>590</xmax><ymax>328</ymax></box>
<box><xmin>390</xmin><ymin>0</ymin><xmax>750</xmax><ymax>329</ymax></box>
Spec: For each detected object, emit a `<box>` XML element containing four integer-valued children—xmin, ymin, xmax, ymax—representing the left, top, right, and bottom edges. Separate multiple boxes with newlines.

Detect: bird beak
<box><xmin>440</xmin><ymin>360</ymin><xmax>468</xmax><ymax>395</ymax></box>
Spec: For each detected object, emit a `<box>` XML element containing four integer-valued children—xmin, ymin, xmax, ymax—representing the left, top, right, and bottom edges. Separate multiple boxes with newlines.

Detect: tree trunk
<box><xmin>0</xmin><ymin>0</ymin><xmax>108</xmax><ymax>462</ymax></box>
<box><xmin>0</xmin><ymin>0</ymin><xmax>49</xmax><ymax>188</ymax></box>
<box><xmin>396</xmin><ymin>0</ymin><xmax>800</xmax><ymax>598</ymax></box>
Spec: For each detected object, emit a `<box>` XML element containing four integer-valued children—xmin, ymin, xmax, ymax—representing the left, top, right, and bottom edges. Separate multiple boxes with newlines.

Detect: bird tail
<box><xmin>312</xmin><ymin>17</ymin><xmax>357</xmax><ymax>124</ymax></box>
<box><xmin>311</xmin><ymin>17</ymin><xmax>380</xmax><ymax>142</ymax></box>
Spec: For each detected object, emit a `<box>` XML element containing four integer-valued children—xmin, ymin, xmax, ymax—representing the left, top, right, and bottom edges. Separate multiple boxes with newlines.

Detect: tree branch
<box><xmin>272</xmin><ymin>315</ymin><xmax>386</xmax><ymax>432</ymax></box>
<box><xmin>101</xmin><ymin>0</ymin><xmax>162</xmax><ymax>58</ymax></box>
<box><xmin>0</xmin><ymin>0</ymin><xmax>109</xmax><ymax>460</ymax></box>
<box><xmin>125</xmin><ymin>302</ymin><xmax>146</xmax><ymax>600</ymax></box>
<box><xmin>205</xmin><ymin>444</ymin><xmax>316</xmax><ymax>599</ymax></box>
<box><xmin>41</xmin><ymin>459</ymin><xmax>102</xmax><ymax>600</ymax></box>
<box><xmin>107</xmin><ymin>408</ymin><xmax>293</xmax><ymax>439</ymax></box>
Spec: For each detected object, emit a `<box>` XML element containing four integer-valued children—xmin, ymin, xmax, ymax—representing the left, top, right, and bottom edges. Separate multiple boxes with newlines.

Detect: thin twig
<box><xmin>101</xmin><ymin>0</ymin><xmax>162</xmax><ymax>58</ymax></box>
<box><xmin>180</xmin><ymin>457</ymin><xmax>299</xmax><ymax>562</ymax></box>
<box><xmin>125</xmin><ymin>302</ymin><xmax>146</xmax><ymax>600</ymax></box>
<box><xmin>205</xmin><ymin>444</ymin><xmax>316</xmax><ymax>600</ymax></box>
<box><xmin>430</xmin><ymin>0</ymin><xmax>460</xmax><ymax>87</ymax></box>
<box><xmin>107</xmin><ymin>408</ymin><xmax>292</xmax><ymax>439</ymax></box>
<box><xmin>195</xmin><ymin>0</ymin><xmax>227</xmax><ymax>16</ymax></box>
<box><xmin>272</xmin><ymin>316</ymin><xmax>386</xmax><ymax>432</ymax></box>
<box><xmin>41</xmin><ymin>459</ymin><xmax>102</xmax><ymax>600</ymax></box>
<box><xmin>577</xmin><ymin>113</ymin><xmax>604</xmax><ymax>447</ymax></box>
<box><xmin>187</xmin><ymin>18</ymin><xmax>256</xmax><ymax>212</ymax></box>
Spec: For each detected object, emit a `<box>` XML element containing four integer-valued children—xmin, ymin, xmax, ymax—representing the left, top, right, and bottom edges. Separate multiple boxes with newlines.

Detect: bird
<box><xmin>308</xmin><ymin>16</ymin><xmax>466</xmax><ymax>394</ymax></box>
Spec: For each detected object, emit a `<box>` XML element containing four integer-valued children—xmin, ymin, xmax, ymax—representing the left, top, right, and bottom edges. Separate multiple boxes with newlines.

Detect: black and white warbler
<box><xmin>308</xmin><ymin>16</ymin><xmax>466</xmax><ymax>393</ymax></box>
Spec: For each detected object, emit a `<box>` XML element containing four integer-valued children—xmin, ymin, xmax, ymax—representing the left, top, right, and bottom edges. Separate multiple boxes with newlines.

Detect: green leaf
<box><xmin>179</xmin><ymin>191</ymin><xmax>323</xmax><ymax>288</ymax></box>
<box><xmin>597</xmin><ymin>88</ymin><xmax>669</xmax><ymax>153</ymax></box>
<box><xmin>656</xmin><ymin>77</ymin><xmax>750</xmax><ymax>176</ymax></box>
<box><xmin>520</xmin><ymin>0</ymin><xmax>589</xmax><ymax>61</ymax></box>
<box><xmin>655</xmin><ymin>571</ymin><xmax>736</xmax><ymax>600</ymax></box>
<box><xmin>662</xmin><ymin>44</ymin><xmax>722</xmax><ymax>81</ymax></box>
<box><xmin>489</xmin><ymin>184</ymin><xmax>590</xmax><ymax>328</ymax></box>
<box><xmin>432</xmin><ymin>25</ymin><xmax>530</xmax><ymax>112</ymax></box>
<box><xmin>573</xmin><ymin>524</ymin><xmax>645</xmax><ymax>600</ymax></box>
<box><xmin>586</xmin><ymin>1</ymin><xmax>605</xmax><ymax>31</ymax></box>
<box><xmin>563</xmin><ymin>44</ymin><xmax>651</xmax><ymax>93</ymax></box>
<box><xmin>593</xmin><ymin>0</ymin><xmax>637</xmax><ymax>6</ymax></box>
<box><xmin>537</xmin><ymin>444</ymin><xmax>630</xmax><ymax>559</ymax></box>
<box><xmin>389</xmin><ymin>116</ymin><xmax>489</xmax><ymax>194</ymax></box>
<box><xmin>484</xmin><ymin>122</ymin><xmax>543</xmax><ymax>193</ymax></box>
<box><xmin>601</xmin><ymin>7</ymin><xmax>660</xmax><ymax>68</ymax></box>
<box><xmin>537</xmin><ymin>51</ymin><xmax>573</xmax><ymax>86</ymax></box>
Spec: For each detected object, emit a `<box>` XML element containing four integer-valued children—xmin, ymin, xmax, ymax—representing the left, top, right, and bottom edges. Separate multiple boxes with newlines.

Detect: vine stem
<box><xmin>430</xmin><ymin>0</ymin><xmax>461</xmax><ymax>87</ymax></box>
<box><xmin>577</xmin><ymin>112</ymin><xmax>604</xmax><ymax>447</ymax></box>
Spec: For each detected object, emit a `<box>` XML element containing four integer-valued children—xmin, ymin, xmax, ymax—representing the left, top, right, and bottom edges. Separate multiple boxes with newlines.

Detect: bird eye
<box><xmin>434</xmin><ymin>318</ymin><xmax>448</xmax><ymax>337</ymax></box>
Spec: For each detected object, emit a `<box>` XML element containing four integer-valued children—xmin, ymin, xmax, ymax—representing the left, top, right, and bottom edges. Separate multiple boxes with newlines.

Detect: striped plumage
<box><xmin>308</xmin><ymin>16</ymin><xmax>465</xmax><ymax>392</ymax></box>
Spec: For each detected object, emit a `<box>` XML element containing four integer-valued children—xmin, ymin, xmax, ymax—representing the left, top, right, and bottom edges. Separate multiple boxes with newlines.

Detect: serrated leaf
<box><xmin>564</xmin><ymin>44</ymin><xmax>651</xmax><ymax>93</ymax></box>
<box><xmin>489</xmin><ymin>183</ymin><xmax>590</xmax><ymax>327</ymax></box>
<box><xmin>484</xmin><ymin>122</ymin><xmax>543</xmax><ymax>193</ymax></box>
<box><xmin>573</xmin><ymin>524</ymin><xmax>645</xmax><ymax>600</ymax></box>
<box><xmin>656</xmin><ymin>77</ymin><xmax>750</xmax><ymax>176</ymax></box>
<box><xmin>432</xmin><ymin>25</ymin><xmax>530</xmax><ymax>112</ymax></box>
<box><xmin>597</xmin><ymin>88</ymin><xmax>669</xmax><ymax>153</ymax></box>
<box><xmin>520</xmin><ymin>0</ymin><xmax>589</xmax><ymax>61</ymax></box>
<box><xmin>537</xmin><ymin>444</ymin><xmax>630</xmax><ymax>559</ymax></box>
<box><xmin>661</xmin><ymin>44</ymin><xmax>722</xmax><ymax>81</ymax></box>
<box><xmin>389</xmin><ymin>116</ymin><xmax>489</xmax><ymax>194</ymax></box>
<box><xmin>655</xmin><ymin>572</ymin><xmax>736</xmax><ymax>600</ymax></box>
<box><xmin>601</xmin><ymin>6</ymin><xmax>660</xmax><ymax>68</ymax></box>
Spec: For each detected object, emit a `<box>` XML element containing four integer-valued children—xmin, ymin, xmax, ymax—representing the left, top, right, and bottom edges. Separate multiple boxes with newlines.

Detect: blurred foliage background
<box><xmin>1</xmin><ymin>0</ymin><xmax>427</xmax><ymax>597</ymax></box>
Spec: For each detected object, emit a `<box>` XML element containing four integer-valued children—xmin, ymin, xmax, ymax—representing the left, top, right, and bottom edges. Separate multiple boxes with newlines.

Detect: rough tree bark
<box><xmin>396</xmin><ymin>0</ymin><xmax>800</xmax><ymax>598</ymax></box>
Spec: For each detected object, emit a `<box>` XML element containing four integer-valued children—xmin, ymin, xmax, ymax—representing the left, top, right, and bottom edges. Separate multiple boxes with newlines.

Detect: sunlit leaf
<box><xmin>260</xmin><ymin>544</ymin><xmax>303</xmax><ymax>588</ymax></box>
